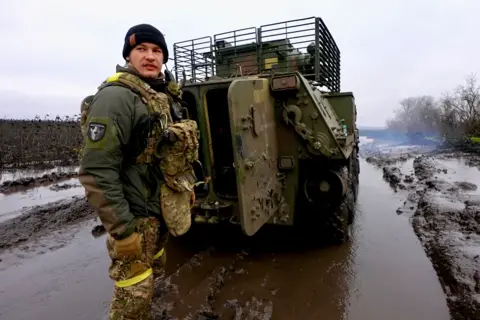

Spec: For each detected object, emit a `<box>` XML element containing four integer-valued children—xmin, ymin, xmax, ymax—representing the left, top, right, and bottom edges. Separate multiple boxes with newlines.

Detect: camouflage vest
<box><xmin>80</xmin><ymin>71</ymin><xmax>200</xmax><ymax>236</ymax></box>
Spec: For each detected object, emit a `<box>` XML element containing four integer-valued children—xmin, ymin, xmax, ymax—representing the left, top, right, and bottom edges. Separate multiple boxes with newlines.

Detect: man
<box><xmin>79</xmin><ymin>24</ymin><xmax>198</xmax><ymax>320</ymax></box>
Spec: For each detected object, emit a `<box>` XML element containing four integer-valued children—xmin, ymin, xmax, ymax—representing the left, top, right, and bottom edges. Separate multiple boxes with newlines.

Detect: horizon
<box><xmin>1</xmin><ymin>1</ymin><xmax>479</xmax><ymax>127</ymax></box>
<box><xmin>0</xmin><ymin>116</ymin><xmax>389</xmax><ymax>130</ymax></box>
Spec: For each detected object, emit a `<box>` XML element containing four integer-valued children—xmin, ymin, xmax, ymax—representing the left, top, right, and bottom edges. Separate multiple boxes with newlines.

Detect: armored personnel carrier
<box><xmin>172</xmin><ymin>17</ymin><xmax>360</xmax><ymax>243</ymax></box>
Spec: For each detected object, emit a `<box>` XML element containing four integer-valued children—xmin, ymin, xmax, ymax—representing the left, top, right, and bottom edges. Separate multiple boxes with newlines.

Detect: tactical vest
<box><xmin>80</xmin><ymin>72</ymin><xmax>200</xmax><ymax>237</ymax></box>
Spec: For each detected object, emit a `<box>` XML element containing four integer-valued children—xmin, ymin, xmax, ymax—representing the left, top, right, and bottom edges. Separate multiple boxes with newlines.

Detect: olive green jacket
<box><xmin>79</xmin><ymin>65</ymin><xmax>168</xmax><ymax>239</ymax></box>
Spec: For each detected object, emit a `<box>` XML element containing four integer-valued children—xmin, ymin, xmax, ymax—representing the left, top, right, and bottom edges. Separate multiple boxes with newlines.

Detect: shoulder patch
<box><xmin>84</xmin><ymin>117</ymin><xmax>116</xmax><ymax>150</ymax></box>
<box><xmin>87</xmin><ymin>122</ymin><xmax>106</xmax><ymax>142</ymax></box>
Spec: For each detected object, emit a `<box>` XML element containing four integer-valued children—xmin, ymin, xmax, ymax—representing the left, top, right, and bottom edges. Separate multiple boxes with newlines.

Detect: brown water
<box><xmin>0</xmin><ymin>158</ymin><xmax>452</xmax><ymax>320</ymax></box>
<box><xmin>345</xmin><ymin>159</ymin><xmax>449</xmax><ymax>320</ymax></box>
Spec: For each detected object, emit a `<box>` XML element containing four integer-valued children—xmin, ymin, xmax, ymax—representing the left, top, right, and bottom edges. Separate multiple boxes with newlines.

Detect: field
<box><xmin>0</xmin><ymin>119</ymin><xmax>479</xmax><ymax>319</ymax></box>
<box><xmin>0</xmin><ymin>117</ymin><xmax>82</xmax><ymax>169</ymax></box>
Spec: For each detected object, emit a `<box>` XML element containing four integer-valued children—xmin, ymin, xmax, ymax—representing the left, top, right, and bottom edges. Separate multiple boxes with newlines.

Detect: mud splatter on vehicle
<box><xmin>171</xmin><ymin>17</ymin><xmax>360</xmax><ymax>245</ymax></box>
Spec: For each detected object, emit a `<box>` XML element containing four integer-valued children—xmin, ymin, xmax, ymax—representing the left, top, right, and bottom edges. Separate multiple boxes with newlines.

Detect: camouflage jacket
<box><xmin>79</xmin><ymin>65</ymin><xmax>183</xmax><ymax>239</ymax></box>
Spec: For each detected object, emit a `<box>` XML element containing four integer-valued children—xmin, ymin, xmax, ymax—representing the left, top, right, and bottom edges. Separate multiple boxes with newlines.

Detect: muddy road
<box><xmin>0</xmin><ymin>142</ymin><xmax>478</xmax><ymax>319</ymax></box>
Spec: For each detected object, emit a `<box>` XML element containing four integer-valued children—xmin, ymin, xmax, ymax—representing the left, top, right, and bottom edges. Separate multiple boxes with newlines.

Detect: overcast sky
<box><xmin>0</xmin><ymin>0</ymin><xmax>478</xmax><ymax>127</ymax></box>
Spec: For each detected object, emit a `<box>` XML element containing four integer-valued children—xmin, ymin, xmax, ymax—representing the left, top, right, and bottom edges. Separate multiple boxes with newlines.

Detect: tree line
<box><xmin>385</xmin><ymin>74</ymin><xmax>480</xmax><ymax>142</ymax></box>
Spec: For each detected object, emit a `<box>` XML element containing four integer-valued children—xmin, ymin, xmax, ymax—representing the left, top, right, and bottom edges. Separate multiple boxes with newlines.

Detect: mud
<box><xmin>366</xmin><ymin>154</ymin><xmax>412</xmax><ymax>167</ymax></box>
<box><xmin>0</xmin><ymin>219</ymin><xmax>113</xmax><ymax>320</ymax></box>
<box><xmin>411</xmin><ymin>155</ymin><xmax>480</xmax><ymax>320</ymax></box>
<box><xmin>49</xmin><ymin>182</ymin><xmax>82</xmax><ymax>191</ymax></box>
<box><xmin>0</xmin><ymin>170</ymin><xmax>78</xmax><ymax>194</ymax></box>
<box><xmin>0</xmin><ymin>196</ymin><xmax>94</xmax><ymax>252</ymax></box>
<box><xmin>147</xmin><ymin>157</ymin><xmax>451</xmax><ymax>320</ymax></box>
<box><xmin>369</xmin><ymin>148</ymin><xmax>480</xmax><ymax>320</ymax></box>
<box><xmin>1</xmin><ymin>145</ymin><xmax>475</xmax><ymax>320</ymax></box>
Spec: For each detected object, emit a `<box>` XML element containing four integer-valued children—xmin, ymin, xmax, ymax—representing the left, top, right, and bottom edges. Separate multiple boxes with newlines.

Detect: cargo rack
<box><xmin>172</xmin><ymin>16</ymin><xmax>341</xmax><ymax>92</ymax></box>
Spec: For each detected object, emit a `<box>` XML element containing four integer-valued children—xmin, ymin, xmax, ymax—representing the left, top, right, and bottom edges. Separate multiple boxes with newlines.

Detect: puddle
<box><xmin>0</xmin><ymin>178</ymin><xmax>83</xmax><ymax>222</ymax></box>
<box><xmin>345</xmin><ymin>158</ymin><xmax>450</xmax><ymax>320</ymax></box>
<box><xmin>0</xmin><ymin>166</ymin><xmax>79</xmax><ymax>184</ymax></box>
<box><xmin>0</xmin><ymin>158</ymin><xmax>454</xmax><ymax>320</ymax></box>
<box><xmin>0</xmin><ymin>219</ymin><xmax>111</xmax><ymax>320</ymax></box>
<box><xmin>437</xmin><ymin>158</ymin><xmax>480</xmax><ymax>195</ymax></box>
<box><xmin>153</xmin><ymin>158</ymin><xmax>452</xmax><ymax>320</ymax></box>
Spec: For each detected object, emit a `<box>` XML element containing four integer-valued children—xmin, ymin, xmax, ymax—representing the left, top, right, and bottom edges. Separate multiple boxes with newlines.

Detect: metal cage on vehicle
<box><xmin>172</xmin><ymin>16</ymin><xmax>341</xmax><ymax>92</ymax></box>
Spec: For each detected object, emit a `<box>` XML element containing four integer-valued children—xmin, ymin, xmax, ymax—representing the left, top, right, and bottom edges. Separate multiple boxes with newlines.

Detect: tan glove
<box><xmin>114</xmin><ymin>232</ymin><xmax>142</xmax><ymax>260</ymax></box>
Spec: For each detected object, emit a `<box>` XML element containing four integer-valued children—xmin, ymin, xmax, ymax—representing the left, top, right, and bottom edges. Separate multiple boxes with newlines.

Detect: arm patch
<box><xmin>85</xmin><ymin>117</ymin><xmax>116</xmax><ymax>149</ymax></box>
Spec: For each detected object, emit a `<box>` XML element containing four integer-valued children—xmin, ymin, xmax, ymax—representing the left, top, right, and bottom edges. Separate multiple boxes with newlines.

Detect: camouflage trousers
<box><xmin>106</xmin><ymin>216</ymin><xmax>168</xmax><ymax>320</ymax></box>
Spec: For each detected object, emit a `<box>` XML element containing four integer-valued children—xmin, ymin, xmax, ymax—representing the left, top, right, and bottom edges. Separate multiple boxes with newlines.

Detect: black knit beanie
<box><xmin>122</xmin><ymin>24</ymin><xmax>169</xmax><ymax>63</ymax></box>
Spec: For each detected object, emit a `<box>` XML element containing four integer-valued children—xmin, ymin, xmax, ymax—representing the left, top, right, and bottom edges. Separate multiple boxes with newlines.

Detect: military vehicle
<box><xmin>171</xmin><ymin>16</ymin><xmax>360</xmax><ymax>243</ymax></box>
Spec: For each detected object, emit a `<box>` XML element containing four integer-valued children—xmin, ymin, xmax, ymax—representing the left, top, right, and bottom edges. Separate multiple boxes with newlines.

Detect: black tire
<box><xmin>294</xmin><ymin>153</ymin><xmax>359</xmax><ymax>246</ymax></box>
<box><xmin>327</xmin><ymin>209</ymin><xmax>349</xmax><ymax>244</ymax></box>
<box><xmin>347</xmin><ymin>148</ymin><xmax>360</xmax><ymax>225</ymax></box>
<box><xmin>327</xmin><ymin>185</ymin><xmax>355</xmax><ymax>244</ymax></box>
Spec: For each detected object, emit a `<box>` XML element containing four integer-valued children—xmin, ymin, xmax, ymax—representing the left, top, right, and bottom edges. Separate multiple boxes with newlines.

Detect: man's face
<box><xmin>128</xmin><ymin>42</ymin><xmax>164</xmax><ymax>78</ymax></box>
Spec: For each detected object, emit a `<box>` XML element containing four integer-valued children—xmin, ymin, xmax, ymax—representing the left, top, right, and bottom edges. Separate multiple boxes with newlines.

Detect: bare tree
<box><xmin>386</xmin><ymin>73</ymin><xmax>480</xmax><ymax>142</ymax></box>
<box><xmin>438</xmin><ymin>73</ymin><xmax>480</xmax><ymax>137</ymax></box>
<box><xmin>386</xmin><ymin>95</ymin><xmax>440</xmax><ymax>133</ymax></box>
